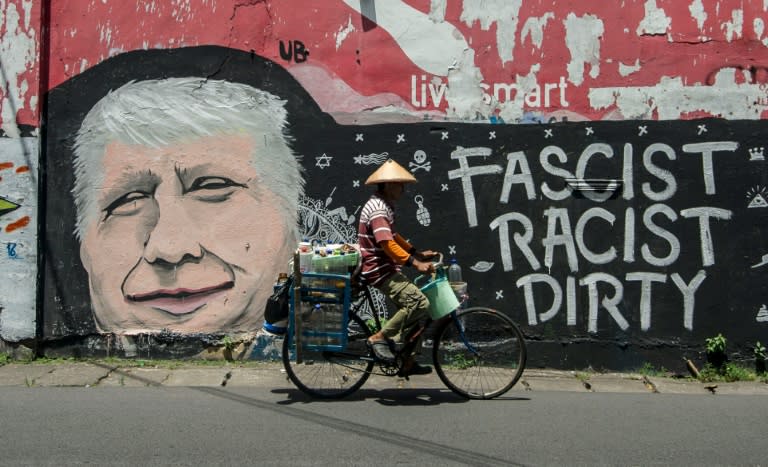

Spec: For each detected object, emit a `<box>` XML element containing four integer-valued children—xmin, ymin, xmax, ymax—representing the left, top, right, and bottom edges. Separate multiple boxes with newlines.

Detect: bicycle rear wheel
<box><xmin>282</xmin><ymin>313</ymin><xmax>374</xmax><ymax>399</ymax></box>
<box><xmin>433</xmin><ymin>307</ymin><xmax>526</xmax><ymax>399</ymax></box>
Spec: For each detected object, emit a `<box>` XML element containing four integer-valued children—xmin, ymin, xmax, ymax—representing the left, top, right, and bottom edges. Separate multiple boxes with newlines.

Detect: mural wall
<box><xmin>0</xmin><ymin>0</ymin><xmax>39</xmax><ymax>349</ymax></box>
<box><xmin>0</xmin><ymin>136</ymin><xmax>37</xmax><ymax>344</ymax></box>
<box><xmin>3</xmin><ymin>0</ymin><xmax>768</xmax><ymax>368</ymax></box>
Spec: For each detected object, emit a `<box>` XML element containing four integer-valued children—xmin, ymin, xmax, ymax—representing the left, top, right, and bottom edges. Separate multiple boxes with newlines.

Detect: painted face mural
<box><xmin>78</xmin><ymin>138</ymin><xmax>289</xmax><ymax>333</ymax></box>
<box><xmin>72</xmin><ymin>78</ymin><xmax>302</xmax><ymax>334</ymax></box>
<box><xmin>42</xmin><ymin>53</ymin><xmax>327</xmax><ymax>339</ymax></box>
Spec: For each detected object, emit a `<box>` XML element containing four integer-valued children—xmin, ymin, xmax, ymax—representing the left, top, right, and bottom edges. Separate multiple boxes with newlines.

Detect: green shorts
<box><xmin>378</xmin><ymin>271</ymin><xmax>430</xmax><ymax>342</ymax></box>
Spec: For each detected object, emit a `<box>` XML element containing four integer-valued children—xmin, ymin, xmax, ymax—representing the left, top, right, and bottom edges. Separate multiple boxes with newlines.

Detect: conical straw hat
<box><xmin>365</xmin><ymin>159</ymin><xmax>417</xmax><ymax>185</ymax></box>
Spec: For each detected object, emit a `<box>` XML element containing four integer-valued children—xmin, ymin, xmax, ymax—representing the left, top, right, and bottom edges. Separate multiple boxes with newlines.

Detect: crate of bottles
<box><xmin>288</xmin><ymin>271</ymin><xmax>351</xmax><ymax>352</ymax></box>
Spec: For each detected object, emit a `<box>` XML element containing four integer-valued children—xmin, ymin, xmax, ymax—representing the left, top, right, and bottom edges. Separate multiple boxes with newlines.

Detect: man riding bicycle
<box><xmin>357</xmin><ymin>159</ymin><xmax>436</xmax><ymax>377</ymax></box>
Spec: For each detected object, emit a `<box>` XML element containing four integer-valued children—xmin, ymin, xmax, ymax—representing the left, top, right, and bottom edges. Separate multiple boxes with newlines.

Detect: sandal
<box><xmin>367</xmin><ymin>339</ymin><xmax>396</xmax><ymax>362</ymax></box>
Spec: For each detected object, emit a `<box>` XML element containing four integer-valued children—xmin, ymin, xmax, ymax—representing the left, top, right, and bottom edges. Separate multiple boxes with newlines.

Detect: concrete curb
<box><xmin>1</xmin><ymin>362</ymin><xmax>766</xmax><ymax>395</ymax></box>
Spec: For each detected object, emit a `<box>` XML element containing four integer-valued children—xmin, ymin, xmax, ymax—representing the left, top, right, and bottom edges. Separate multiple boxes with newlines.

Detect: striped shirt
<box><xmin>357</xmin><ymin>193</ymin><xmax>399</xmax><ymax>286</ymax></box>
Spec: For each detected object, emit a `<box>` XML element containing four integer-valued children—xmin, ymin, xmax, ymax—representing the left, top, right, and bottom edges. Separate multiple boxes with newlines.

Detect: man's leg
<box><xmin>368</xmin><ymin>272</ymin><xmax>430</xmax><ymax>367</ymax></box>
<box><xmin>376</xmin><ymin>272</ymin><xmax>429</xmax><ymax>340</ymax></box>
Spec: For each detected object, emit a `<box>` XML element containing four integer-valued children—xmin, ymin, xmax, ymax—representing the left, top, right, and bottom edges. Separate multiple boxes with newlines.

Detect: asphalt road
<box><xmin>1</xmin><ymin>386</ymin><xmax>765</xmax><ymax>466</ymax></box>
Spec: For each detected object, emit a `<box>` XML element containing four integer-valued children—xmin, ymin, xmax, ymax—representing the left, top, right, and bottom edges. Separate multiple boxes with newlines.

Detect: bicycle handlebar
<box><xmin>431</xmin><ymin>252</ymin><xmax>444</xmax><ymax>269</ymax></box>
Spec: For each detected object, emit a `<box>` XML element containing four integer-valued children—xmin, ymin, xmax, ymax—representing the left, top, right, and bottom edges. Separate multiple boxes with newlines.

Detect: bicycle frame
<box><xmin>283</xmin><ymin>253</ymin><xmax>527</xmax><ymax>399</ymax></box>
<box><xmin>348</xmin><ymin>284</ymin><xmax>448</xmax><ymax>369</ymax></box>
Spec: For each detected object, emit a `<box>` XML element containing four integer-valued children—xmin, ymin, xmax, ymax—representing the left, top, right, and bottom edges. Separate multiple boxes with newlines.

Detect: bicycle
<box><xmin>282</xmin><ymin>254</ymin><xmax>527</xmax><ymax>400</ymax></box>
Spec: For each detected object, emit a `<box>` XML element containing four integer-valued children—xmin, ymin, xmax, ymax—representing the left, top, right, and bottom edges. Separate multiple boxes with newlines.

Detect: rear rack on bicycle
<box><xmin>288</xmin><ymin>269</ymin><xmax>352</xmax><ymax>353</ymax></box>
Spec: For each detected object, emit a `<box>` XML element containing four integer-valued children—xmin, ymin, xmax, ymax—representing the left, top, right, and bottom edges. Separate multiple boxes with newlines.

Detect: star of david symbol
<box><xmin>316</xmin><ymin>153</ymin><xmax>333</xmax><ymax>169</ymax></box>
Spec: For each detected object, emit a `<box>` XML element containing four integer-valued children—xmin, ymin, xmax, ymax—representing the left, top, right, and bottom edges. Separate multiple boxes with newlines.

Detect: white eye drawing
<box><xmin>747</xmin><ymin>186</ymin><xmax>768</xmax><ymax>208</ymax></box>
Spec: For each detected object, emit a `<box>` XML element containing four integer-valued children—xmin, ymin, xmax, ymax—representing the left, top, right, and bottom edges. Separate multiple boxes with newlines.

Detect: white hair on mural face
<box><xmin>72</xmin><ymin>77</ymin><xmax>304</xmax><ymax>241</ymax></box>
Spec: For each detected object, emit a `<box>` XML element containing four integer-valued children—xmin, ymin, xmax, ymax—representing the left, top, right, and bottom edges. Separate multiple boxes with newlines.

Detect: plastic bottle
<box><xmin>310</xmin><ymin>249</ymin><xmax>325</xmax><ymax>288</ymax></box>
<box><xmin>447</xmin><ymin>257</ymin><xmax>463</xmax><ymax>283</ymax></box>
<box><xmin>314</xmin><ymin>303</ymin><xmax>327</xmax><ymax>345</ymax></box>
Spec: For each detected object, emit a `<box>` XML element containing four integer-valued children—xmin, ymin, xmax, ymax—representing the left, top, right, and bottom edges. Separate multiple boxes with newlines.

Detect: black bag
<box><xmin>264</xmin><ymin>275</ymin><xmax>293</xmax><ymax>323</ymax></box>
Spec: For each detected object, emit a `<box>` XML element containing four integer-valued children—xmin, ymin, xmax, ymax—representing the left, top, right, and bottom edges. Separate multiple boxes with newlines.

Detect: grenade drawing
<box><xmin>415</xmin><ymin>195</ymin><xmax>431</xmax><ymax>226</ymax></box>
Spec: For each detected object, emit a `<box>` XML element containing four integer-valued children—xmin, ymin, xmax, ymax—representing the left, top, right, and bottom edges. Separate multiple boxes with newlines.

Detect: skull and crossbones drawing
<box><xmin>409</xmin><ymin>150</ymin><xmax>431</xmax><ymax>172</ymax></box>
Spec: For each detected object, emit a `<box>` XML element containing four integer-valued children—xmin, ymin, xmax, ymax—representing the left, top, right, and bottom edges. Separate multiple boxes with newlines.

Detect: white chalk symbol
<box><xmin>747</xmin><ymin>186</ymin><xmax>768</xmax><ymax>208</ymax></box>
<box><xmin>354</xmin><ymin>152</ymin><xmax>389</xmax><ymax>165</ymax></box>
<box><xmin>752</xmin><ymin>254</ymin><xmax>768</xmax><ymax>269</ymax></box>
<box><xmin>316</xmin><ymin>153</ymin><xmax>333</xmax><ymax>169</ymax></box>
<box><xmin>409</xmin><ymin>150</ymin><xmax>431</xmax><ymax>172</ymax></box>
<box><xmin>415</xmin><ymin>195</ymin><xmax>431</xmax><ymax>226</ymax></box>
<box><xmin>470</xmin><ymin>261</ymin><xmax>495</xmax><ymax>273</ymax></box>
<box><xmin>757</xmin><ymin>305</ymin><xmax>768</xmax><ymax>323</ymax></box>
<box><xmin>749</xmin><ymin>147</ymin><xmax>764</xmax><ymax>161</ymax></box>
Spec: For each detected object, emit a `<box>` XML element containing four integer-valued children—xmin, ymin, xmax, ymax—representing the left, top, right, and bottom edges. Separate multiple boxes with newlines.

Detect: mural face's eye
<box><xmin>103</xmin><ymin>191</ymin><xmax>151</xmax><ymax>219</ymax></box>
<box><xmin>188</xmin><ymin>176</ymin><xmax>246</xmax><ymax>202</ymax></box>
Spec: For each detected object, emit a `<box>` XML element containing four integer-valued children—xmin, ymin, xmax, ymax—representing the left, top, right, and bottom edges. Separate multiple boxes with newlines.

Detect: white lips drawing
<box><xmin>127</xmin><ymin>282</ymin><xmax>234</xmax><ymax>315</ymax></box>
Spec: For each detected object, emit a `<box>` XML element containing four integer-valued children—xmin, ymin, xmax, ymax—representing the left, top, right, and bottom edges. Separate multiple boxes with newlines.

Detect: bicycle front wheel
<box><xmin>433</xmin><ymin>307</ymin><xmax>526</xmax><ymax>399</ymax></box>
<box><xmin>282</xmin><ymin>313</ymin><xmax>374</xmax><ymax>399</ymax></box>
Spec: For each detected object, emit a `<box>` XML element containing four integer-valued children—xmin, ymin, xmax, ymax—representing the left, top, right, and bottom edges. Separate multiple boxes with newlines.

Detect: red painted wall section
<box><xmin>0</xmin><ymin>0</ymin><xmax>41</xmax><ymax>131</ymax></box>
<box><xmin>13</xmin><ymin>0</ymin><xmax>759</xmax><ymax>127</ymax></box>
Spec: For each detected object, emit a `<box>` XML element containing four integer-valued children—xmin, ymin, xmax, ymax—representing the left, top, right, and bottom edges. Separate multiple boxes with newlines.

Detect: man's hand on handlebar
<box><xmin>413</xmin><ymin>258</ymin><xmax>435</xmax><ymax>274</ymax></box>
<box><xmin>415</xmin><ymin>250</ymin><xmax>438</xmax><ymax>261</ymax></box>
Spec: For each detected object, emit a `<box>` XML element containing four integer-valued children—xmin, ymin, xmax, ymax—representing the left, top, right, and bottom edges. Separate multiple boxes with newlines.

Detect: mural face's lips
<box><xmin>126</xmin><ymin>282</ymin><xmax>235</xmax><ymax>315</ymax></box>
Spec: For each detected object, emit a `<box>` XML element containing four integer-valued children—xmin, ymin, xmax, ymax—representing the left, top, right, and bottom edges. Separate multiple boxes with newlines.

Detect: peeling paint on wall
<box><xmin>0</xmin><ymin>137</ymin><xmax>37</xmax><ymax>342</ymax></box>
<box><xmin>343</xmin><ymin>0</ymin><xmax>468</xmax><ymax>76</ymax></box>
<box><xmin>722</xmin><ymin>8</ymin><xmax>744</xmax><ymax>42</ymax></box>
<box><xmin>522</xmin><ymin>12</ymin><xmax>555</xmax><ymax>50</ymax></box>
<box><xmin>565</xmin><ymin>13</ymin><xmax>604</xmax><ymax>87</ymax></box>
<box><xmin>637</xmin><ymin>0</ymin><xmax>671</xmax><ymax>36</ymax></box>
<box><xmin>460</xmin><ymin>0</ymin><xmax>523</xmax><ymax>65</ymax></box>
<box><xmin>446</xmin><ymin>49</ymin><xmax>487</xmax><ymax>120</ymax></box>
<box><xmin>590</xmin><ymin>68</ymin><xmax>768</xmax><ymax>119</ymax></box>
<box><xmin>428</xmin><ymin>0</ymin><xmax>446</xmax><ymax>22</ymax></box>
<box><xmin>619</xmin><ymin>59</ymin><xmax>642</xmax><ymax>77</ymax></box>
<box><xmin>689</xmin><ymin>0</ymin><xmax>707</xmax><ymax>32</ymax></box>
<box><xmin>16</xmin><ymin>0</ymin><xmax>766</xmax><ymax>125</ymax></box>
<box><xmin>334</xmin><ymin>15</ymin><xmax>355</xmax><ymax>51</ymax></box>
<box><xmin>0</xmin><ymin>0</ymin><xmax>38</xmax><ymax>136</ymax></box>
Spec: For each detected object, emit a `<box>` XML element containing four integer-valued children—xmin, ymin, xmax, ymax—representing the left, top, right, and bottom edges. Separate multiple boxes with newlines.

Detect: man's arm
<box><xmin>381</xmin><ymin>238</ymin><xmax>434</xmax><ymax>274</ymax></box>
<box><xmin>393</xmin><ymin>233</ymin><xmax>437</xmax><ymax>262</ymax></box>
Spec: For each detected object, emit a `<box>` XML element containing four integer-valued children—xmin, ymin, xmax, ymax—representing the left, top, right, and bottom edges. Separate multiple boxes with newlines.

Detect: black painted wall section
<box><xmin>305</xmin><ymin>119</ymin><xmax>768</xmax><ymax>357</ymax></box>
